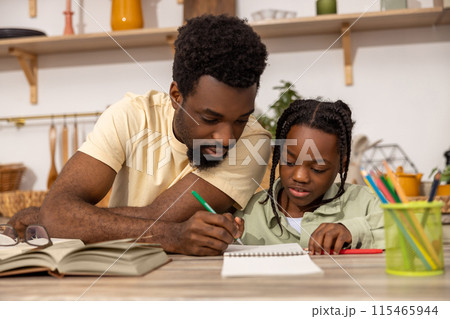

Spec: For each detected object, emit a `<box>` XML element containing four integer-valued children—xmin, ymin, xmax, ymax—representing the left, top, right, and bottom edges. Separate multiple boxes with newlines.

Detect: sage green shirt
<box><xmin>235</xmin><ymin>178</ymin><xmax>385</xmax><ymax>249</ymax></box>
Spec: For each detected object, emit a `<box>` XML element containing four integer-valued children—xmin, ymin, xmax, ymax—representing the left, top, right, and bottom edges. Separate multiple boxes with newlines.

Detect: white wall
<box><xmin>1</xmin><ymin>0</ymin><xmax>449</xmax><ymax>191</ymax></box>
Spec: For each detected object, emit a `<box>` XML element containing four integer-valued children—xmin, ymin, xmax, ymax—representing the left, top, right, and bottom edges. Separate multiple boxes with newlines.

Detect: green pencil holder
<box><xmin>381</xmin><ymin>201</ymin><xmax>444</xmax><ymax>276</ymax></box>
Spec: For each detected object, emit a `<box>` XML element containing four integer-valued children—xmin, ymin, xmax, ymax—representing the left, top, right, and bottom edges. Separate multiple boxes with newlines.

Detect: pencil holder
<box><xmin>381</xmin><ymin>201</ymin><xmax>444</xmax><ymax>276</ymax></box>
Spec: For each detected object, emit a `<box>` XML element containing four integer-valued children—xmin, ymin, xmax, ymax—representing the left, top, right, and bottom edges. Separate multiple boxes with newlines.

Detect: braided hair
<box><xmin>265</xmin><ymin>99</ymin><xmax>354</xmax><ymax>229</ymax></box>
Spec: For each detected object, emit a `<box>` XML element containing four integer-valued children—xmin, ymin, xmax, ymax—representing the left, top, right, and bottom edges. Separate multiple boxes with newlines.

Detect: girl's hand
<box><xmin>233</xmin><ymin>216</ymin><xmax>245</xmax><ymax>239</ymax></box>
<box><xmin>222</xmin><ymin>213</ymin><xmax>245</xmax><ymax>240</ymax></box>
<box><xmin>308</xmin><ymin>223</ymin><xmax>352</xmax><ymax>255</ymax></box>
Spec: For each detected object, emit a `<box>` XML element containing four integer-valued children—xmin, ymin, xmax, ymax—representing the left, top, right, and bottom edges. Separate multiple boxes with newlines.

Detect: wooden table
<box><xmin>1</xmin><ymin>246</ymin><xmax>449</xmax><ymax>301</ymax></box>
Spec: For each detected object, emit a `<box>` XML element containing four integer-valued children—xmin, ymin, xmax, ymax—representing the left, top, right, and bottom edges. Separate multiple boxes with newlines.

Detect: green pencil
<box><xmin>382</xmin><ymin>175</ymin><xmax>401</xmax><ymax>203</ymax></box>
<box><xmin>192</xmin><ymin>190</ymin><xmax>243</xmax><ymax>245</ymax></box>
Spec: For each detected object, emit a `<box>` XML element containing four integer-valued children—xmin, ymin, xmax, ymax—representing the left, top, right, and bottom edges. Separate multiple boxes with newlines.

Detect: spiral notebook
<box><xmin>221</xmin><ymin>243</ymin><xmax>323</xmax><ymax>277</ymax></box>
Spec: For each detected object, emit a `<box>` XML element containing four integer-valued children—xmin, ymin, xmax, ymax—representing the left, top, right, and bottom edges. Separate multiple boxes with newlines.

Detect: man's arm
<box><xmin>34</xmin><ymin>151</ymin><xmax>240</xmax><ymax>255</ymax></box>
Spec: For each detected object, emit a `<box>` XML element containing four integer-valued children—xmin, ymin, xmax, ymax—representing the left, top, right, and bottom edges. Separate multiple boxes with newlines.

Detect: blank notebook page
<box><xmin>221</xmin><ymin>243</ymin><xmax>323</xmax><ymax>277</ymax></box>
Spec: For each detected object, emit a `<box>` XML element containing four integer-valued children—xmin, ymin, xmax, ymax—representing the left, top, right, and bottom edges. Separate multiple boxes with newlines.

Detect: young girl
<box><xmin>235</xmin><ymin>99</ymin><xmax>384</xmax><ymax>254</ymax></box>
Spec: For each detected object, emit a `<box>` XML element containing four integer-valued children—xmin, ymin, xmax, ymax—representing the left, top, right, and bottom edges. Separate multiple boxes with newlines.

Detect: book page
<box><xmin>0</xmin><ymin>238</ymin><xmax>83</xmax><ymax>261</ymax></box>
<box><xmin>58</xmin><ymin>239</ymin><xmax>169</xmax><ymax>276</ymax></box>
<box><xmin>222</xmin><ymin>243</ymin><xmax>323</xmax><ymax>277</ymax></box>
<box><xmin>40</xmin><ymin>239</ymin><xmax>85</xmax><ymax>263</ymax></box>
<box><xmin>0</xmin><ymin>238</ymin><xmax>84</xmax><ymax>274</ymax></box>
<box><xmin>0</xmin><ymin>243</ymin><xmax>36</xmax><ymax>260</ymax></box>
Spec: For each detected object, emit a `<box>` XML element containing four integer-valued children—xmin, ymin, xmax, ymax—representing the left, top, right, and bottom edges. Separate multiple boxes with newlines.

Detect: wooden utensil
<box><xmin>62</xmin><ymin>119</ymin><xmax>69</xmax><ymax>165</ymax></box>
<box><xmin>47</xmin><ymin>123</ymin><xmax>58</xmax><ymax>189</ymax></box>
<box><xmin>29</xmin><ymin>0</ymin><xmax>37</xmax><ymax>17</ymax></box>
<box><xmin>73</xmin><ymin>118</ymin><xmax>78</xmax><ymax>154</ymax></box>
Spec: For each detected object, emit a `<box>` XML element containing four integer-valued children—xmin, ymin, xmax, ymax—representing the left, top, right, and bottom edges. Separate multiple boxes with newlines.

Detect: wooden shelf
<box><xmin>252</xmin><ymin>7</ymin><xmax>449</xmax><ymax>38</ymax></box>
<box><xmin>1</xmin><ymin>8</ymin><xmax>448</xmax><ymax>58</ymax></box>
<box><xmin>1</xmin><ymin>7</ymin><xmax>449</xmax><ymax>103</ymax></box>
<box><xmin>0</xmin><ymin>27</ymin><xmax>179</xmax><ymax>57</ymax></box>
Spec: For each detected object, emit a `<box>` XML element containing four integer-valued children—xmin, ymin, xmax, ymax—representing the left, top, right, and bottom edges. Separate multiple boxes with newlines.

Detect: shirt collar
<box><xmin>263</xmin><ymin>179</ymin><xmax>301</xmax><ymax>237</ymax></box>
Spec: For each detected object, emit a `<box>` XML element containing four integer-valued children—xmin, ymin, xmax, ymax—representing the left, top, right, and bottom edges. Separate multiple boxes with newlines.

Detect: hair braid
<box><xmin>266</xmin><ymin>135</ymin><xmax>281</xmax><ymax>229</ymax></box>
<box><xmin>321</xmin><ymin>111</ymin><xmax>348</xmax><ymax>201</ymax></box>
<box><xmin>263</xmin><ymin>103</ymin><xmax>307</xmax><ymax>234</ymax></box>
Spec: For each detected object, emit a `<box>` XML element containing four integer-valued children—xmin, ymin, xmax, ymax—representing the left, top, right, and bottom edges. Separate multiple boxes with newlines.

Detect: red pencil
<box><xmin>320</xmin><ymin>249</ymin><xmax>383</xmax><ymax>255</ymax></box>
<box><xmin>371</xmin><ymin>171</ymin><xmax>396</xmax><ymax>203</ymax></box>
<box><xmin>339</xmin><ymin>249</ymin><xmax>383</xmax><ymax>254</ymax></box>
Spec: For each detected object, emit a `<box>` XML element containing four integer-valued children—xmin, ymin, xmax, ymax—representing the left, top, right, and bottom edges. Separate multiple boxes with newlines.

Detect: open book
<box><xmin>221</xmin><ymin>243</ymin><xmax>323</xmax><ymax>277</ymax></box>
<box><xmin>0</xmin><ymin>238</ymin><xmax>170</xmax><ymax>277</ymax></box>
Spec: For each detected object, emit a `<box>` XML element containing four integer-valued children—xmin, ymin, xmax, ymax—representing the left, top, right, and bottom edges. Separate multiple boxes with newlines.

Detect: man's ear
<box><xmin>170</xmin><ymin>81</ymin><xmax>183</xmax><ymax>110</ymax></box>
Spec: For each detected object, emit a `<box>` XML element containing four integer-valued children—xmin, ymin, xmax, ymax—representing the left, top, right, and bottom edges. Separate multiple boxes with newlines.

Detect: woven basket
<box><xmin>0</xmin><ymin>190</ymin><xmax>47</xmax><ymax>218</ymax></box>
<box><xmin>408</xmin><ymin>195</ymin><xmax>450</xmax><ymax>214</ymax></box>
<box><xmin>0</xmin><ymin>163</ymin><xmax>26</xmax><ymax>192</ymax></box>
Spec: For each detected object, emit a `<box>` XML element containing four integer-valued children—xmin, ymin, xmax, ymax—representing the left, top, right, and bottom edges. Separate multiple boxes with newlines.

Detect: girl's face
<box><xmin>279</xmin><ymin>124</ymin><xmax>341</xmax><ymax>211</ymax></box>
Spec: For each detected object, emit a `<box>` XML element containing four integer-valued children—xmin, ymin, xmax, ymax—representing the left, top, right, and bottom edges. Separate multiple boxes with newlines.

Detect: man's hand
<box><xmin>7</xmin><ymin>206</ymin><xmax>41</xmax><ymax>238</ymax></box>
<box><xmin>308</xmin><ymin>223</ymin><xmax>352</xmax><ymax>255</ymax></box>
<box><xmin>166</xmin><ymin>211</ymin><xmax>243</xmax><ymax>256</ymax></box>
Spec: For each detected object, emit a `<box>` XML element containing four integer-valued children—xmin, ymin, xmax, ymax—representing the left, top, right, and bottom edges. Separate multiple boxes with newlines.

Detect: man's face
<box><xmin>170</xmin><ymin>75</ymin><xmax>257</xmax><ymax>170</ymax></box>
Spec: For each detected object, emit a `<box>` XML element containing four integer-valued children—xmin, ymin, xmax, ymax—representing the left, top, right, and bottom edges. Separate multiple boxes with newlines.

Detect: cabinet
<box><xmin>1</xmin><ymin>7</ymin><xmax>449</xmax><ymax>104</ymax></box>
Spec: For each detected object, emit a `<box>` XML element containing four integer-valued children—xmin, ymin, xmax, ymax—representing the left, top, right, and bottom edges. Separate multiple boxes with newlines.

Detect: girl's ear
<box><xmin>170</xmin><ymin>81</ymin><xmax>183</xmax><ymax>110</ymax></box>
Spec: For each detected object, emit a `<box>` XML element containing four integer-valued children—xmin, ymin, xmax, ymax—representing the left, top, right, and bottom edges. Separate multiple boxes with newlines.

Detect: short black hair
<box><xmin>265</xmin><ymin>99</ymin><xmax>354</xmax><ymax>229</ymax></box>
<box><xmin>172</xmin><ymin>14</ymin><xmax>268</xmax><ymax>98</ymax></box>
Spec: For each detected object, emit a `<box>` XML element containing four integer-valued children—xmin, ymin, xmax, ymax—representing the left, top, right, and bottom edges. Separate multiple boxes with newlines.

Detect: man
<box><xmin>9</xmin><ymin>15</ymin><xmax>271</xmax><ymax>256</ymax></box>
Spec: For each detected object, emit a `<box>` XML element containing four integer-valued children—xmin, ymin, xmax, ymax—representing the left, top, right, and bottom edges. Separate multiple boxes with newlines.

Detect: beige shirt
<box><xmin>79</xmin><ymin>91</ymin><xmax>271</xmax><ymax>209</ymax></box>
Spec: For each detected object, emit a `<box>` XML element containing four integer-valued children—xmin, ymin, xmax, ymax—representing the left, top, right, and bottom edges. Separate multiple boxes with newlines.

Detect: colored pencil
<box><xmin>421</xmin><ymin>171</ymin><xmax>441</xmax><ymax>227</ymax></box>
<box><xmin>371</xmin><ymin>171</ymin><xmax>396</xmax><ymax>203</ymax></box>
<box><xmin>321</xmin><ymin>249</ymin><xmax>383</xmax><ymax>255</ymax></box>
<box><xmin>361</xmin><ymin>170</ymin><xmax>388</xmax><ymax>203</ymax></box>
<box><xmin>374</xmin><ymin>167</ymin><xmax>401</xmax><ymax>203</ymax></box>
<box><xmin>428</xmin><ymin>171</ymin><xmax>441</xmax><ymax>202</ymax></box>
<box><xmin>383</xmin><ymin>161</ymin><xmax>409</xmax><ymax>203</ymax></box>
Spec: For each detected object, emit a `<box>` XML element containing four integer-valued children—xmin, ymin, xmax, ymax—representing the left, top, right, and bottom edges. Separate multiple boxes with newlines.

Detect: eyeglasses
<box><xmin>0</xmin><ymin>224</ymin><xmax>53</xmax><ymax>248</ymax></box>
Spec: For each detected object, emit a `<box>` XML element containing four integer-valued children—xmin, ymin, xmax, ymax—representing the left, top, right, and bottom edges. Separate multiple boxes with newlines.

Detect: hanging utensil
<box><xmin>62</xmin><ymin>116</ymin><xmax>69</xmax><ymax>165</ymax></box>
<box><xmin>73</xmin><ymin>116</ymin><xmax>78</xmax><ymax>154</ymax></box>
<box><xmin>47</xmin><ymin>120</ymin><xmax>58</xmax><ymax>189</ymax></box>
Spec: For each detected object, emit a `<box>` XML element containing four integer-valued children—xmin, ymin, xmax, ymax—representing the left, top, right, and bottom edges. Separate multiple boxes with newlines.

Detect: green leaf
<box><xmin>261</xmin><ymin>80</ymin><xmax>302</xmax><ymax>138</ymax></box>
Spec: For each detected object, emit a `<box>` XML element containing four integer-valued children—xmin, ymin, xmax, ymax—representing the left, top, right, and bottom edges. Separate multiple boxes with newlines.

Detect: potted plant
<box><xmin>257</xmin><ymin>80</ymin><xmax>302</xmax><ymax>138</ymax></box>
<box><xmin>430</xmin><ymin>165</ymin><xmax>450</xmax><ymax>196</ymax></box>
<box><xmin>441</xmin><ymin>165</ymin><xmax>450</xmax><ymax>184</ymax></box>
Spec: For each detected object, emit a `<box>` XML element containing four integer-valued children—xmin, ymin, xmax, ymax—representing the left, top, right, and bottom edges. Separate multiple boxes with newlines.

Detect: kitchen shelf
<box><xmin>0</xmin><ymin>26</ymin><xmax>179</xmax><ymax>57</ymax></box>
<box><xmin>1</xmin><ymin>7</ymin><xmax>449</xmax><ymax>103</ymax></box>
<box><xmin>252</xmin><ymin>7</ymin><xmax>449</xmax><ymax>38</ymax></box>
